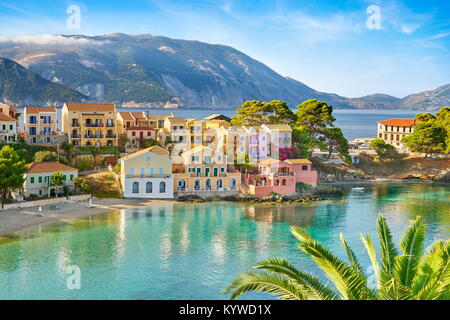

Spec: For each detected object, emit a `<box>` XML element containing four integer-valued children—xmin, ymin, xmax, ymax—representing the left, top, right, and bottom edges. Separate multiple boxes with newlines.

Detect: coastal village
<box><xmin>0</xmin><ymin>100</ymin><xmax>441</xmax><ymax>205</ymax></box>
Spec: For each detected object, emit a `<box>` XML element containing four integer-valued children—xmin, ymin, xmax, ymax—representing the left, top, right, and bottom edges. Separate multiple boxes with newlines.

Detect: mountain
<box><xmin>0</xmin><ymin>33</ymin><xmax>448</xmax><ymax>110</ymax></box>
<box><xmin>0</xmin><ymin>57</ymin><xmax>89</xmax><ymax>107</ymax></box>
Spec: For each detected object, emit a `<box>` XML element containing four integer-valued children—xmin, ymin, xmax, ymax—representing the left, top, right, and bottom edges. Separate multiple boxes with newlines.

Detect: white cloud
<box><xmin>0</xmin><ymin>34</ymin><xmax>105</xmax><ymax>45</ymax></box>
<box><xmin>400</xmin><ymin>23</ymin><xmax>421</xmax><ymax>35</ymax></box>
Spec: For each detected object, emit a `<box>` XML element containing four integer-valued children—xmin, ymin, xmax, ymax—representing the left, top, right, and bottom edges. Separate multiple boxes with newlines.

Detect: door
<box><xmin>140</xmin><ymin>132</ymin><xmax>144</xmax><ymax>139</ymax></box>
<box><xmin>213</xmin><ymin>168</ymin><xmax>218</xmax><ymax>177</ymax></box>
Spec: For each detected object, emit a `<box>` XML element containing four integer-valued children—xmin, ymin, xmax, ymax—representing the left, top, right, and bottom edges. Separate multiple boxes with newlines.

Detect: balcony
<box><xmin>125</xmin><ymin>174</ymin><xmax>172</xmax><ymax>179</ymax></box>
<box><xmin>72</xmin><ymin>123</ymin><xmax>80</xmax><ymax>127</ymax></box>
<box><xmin>84</xmin><ymin>134</ymin><xmax>104</xmax><ymax>139</ymax></box>
<box><xmin>85</xmin><ymin>123</ymin><xmax>104</xmax><ymax>128</ymax></box>
<box><xmin>106</xmin><ymin>134</ymin><xmax>117</xmax><ymax>138</ymax></box>
<box><xmin>106</xmin><ymin>123</ymin><xmax>115</xmax><ymax>127</ymax></box>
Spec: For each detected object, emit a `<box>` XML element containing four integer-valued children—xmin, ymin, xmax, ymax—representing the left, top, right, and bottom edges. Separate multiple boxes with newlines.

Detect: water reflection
<box><xmin>0</xmin><ymin>184</ymin><xmax>448</xmax><ymax>299</ymax></box>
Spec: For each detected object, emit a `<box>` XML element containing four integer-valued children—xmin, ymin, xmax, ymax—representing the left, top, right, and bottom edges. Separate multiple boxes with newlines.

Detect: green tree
<box><xmin>141</xmin><ymin>138</ymin><xmax>159</xmax><ymax>148</ymax></box>
<box><xmin>291</xmin><ymin>127</ymin><xmax>314</xmax><ymax>158</ymax></box>
<box><xmin>369</xmin><ymin>138</ymin><xmax>402</xmax><ymax>160</ymax></box>
<box><xmin>50</xmin><ymin>172</ymin><xmax>64</xmax><ymax>197</ymax></box>
<box><xmin>34</xmin><ymin>150</ymin><xmax>59</xmax><ymax>162</ymax></box>
<box><xmin>118</xmin><ymin>134</ymin><xmax>129</xmax><ymax>153</ymax></box>
<box><xmin>265</xmin><ymin>100</ymin><xmax>296</xmax><ymax>125</ymax></box>
<box><xmin>435</xmin><ymin>107</ymin><xmax>450</xmax><ymax>153</ymax></box>
<box><xmin>0</xmin><ymin>146</ymin><xmax>27</xmax><ymax>208</ymax></box>
<box><xmin>295</xmin><ymin>99</ymin><xmax>336</xmax><ymax>146</ymax></box>
<box><xmin>322</xmin><ymin>128</ymin><xmax>350</xmax><ymax>162</ymax></box>
<box><xmin>62</xmin><ymin>143</ymin><xmax>75</xmax><ymax>164</ymax></box>
<box><xmin>225</xmin><ymin>215</ymin><xmax>450</xmax><ymax>300</ymax></box>
<box><xmin>402</xmin><ymin>122</ymin><xmax>446</xmax><ymax>157</ymax></box>
<box><xmin>73</xmin><ymin>177</ymin><xmax>92</xmax><ymax>197</ymax></box>
<box><xmin>231</xmin><ymin>100</ymin><xmax>268</xmax><ymax>126</ymax></box>
<box><xmin>232</xmin><ymin>100</ymin><xmax>297</xmax><ymax>126</ymax></box>
<box><xmin>416</xmin><ymin>113</ymin><xmax>435</xmax><ymax>122</ymax></box>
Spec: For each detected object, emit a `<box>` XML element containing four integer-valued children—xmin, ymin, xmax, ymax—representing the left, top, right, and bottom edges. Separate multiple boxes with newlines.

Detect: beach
<box><xmin>0</xmin><ymin>198</ymin><xmax>177</xmax><ymax>237</ymax></box>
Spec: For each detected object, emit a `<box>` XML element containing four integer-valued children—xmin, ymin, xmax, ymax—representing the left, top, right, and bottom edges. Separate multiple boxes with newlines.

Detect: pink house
<box><xmin>242</xmin><ymin>158</ymin><xmax>318</xmax><ymax>197</ymax></box>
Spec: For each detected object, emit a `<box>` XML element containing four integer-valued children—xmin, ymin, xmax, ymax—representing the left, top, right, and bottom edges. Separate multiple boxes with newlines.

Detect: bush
<box><xmin>112</xmin><ymin>164</ymin><xmax>121</xmax><ymax>175</ymax></box>
<box><xmin>74</xmin><ymin>157</ymin><xmax>94</xmax><ymax>171</ymax></box>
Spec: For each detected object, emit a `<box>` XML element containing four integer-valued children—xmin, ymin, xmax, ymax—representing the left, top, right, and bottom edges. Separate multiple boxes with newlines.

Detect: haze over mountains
<box><xmin>0</xmin><ymin>33</ymin><xmax>448</xmax><ymax>110</ymax></box>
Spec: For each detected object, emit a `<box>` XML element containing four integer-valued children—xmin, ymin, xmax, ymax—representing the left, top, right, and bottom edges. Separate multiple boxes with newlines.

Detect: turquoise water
<box><xmin>0</xmin><ymin>183</ymin><xmax>448</xmax><ymax>300</ymax></box>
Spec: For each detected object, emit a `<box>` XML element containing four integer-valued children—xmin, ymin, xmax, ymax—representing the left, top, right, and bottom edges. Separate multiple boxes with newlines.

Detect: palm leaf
<box><xmin>377</xmin><ymin>214</ymin><xmax>398</xmax><ymax>285</ymax></box>
<box><xmin>224</xmin><ymin>271</ymin><xmax>306</xmax><ymax>300</ymax></box>
<box><xmin>394</xmin><ymin>217</ymin><xmax>426</xmax><ymax>286</ymax></box>
<box><xmin>255</xmin><ymin>258</ymin><xmax>338</xmax><ymax>300</ymax></box>
<box><xmin>340</xmin><ymin>233</ymin><xmax>363</xmax><ymax>273</ymax></box>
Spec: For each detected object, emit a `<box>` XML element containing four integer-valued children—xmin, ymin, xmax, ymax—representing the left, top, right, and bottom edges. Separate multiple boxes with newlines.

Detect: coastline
<box><xmin>0</xmin><ymin>178</ymin><xmax>444</xmax><ymax>238</ymax></box>
<box><xmin>0</xmin><ymin>198</ymin><xmax>178</xmax><ymax>237</ymax></box>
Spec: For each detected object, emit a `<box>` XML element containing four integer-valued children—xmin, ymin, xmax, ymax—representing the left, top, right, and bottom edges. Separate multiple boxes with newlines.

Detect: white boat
<box><xmin>352</xmin><ymin>187</ymin><xmax>365</xmax><ymax>192</ymax></box>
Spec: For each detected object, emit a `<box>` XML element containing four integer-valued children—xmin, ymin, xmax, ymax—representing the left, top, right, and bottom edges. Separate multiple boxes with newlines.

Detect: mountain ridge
<box><xmin>0</xmin><ymin>33</ymin><xmax>448</xmax><ymax>110</ymax></box>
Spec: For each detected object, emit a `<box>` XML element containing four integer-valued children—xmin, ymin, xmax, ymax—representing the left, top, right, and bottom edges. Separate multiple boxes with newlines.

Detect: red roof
<box><xmin>377</xmin><ymin>119</ymin><xmax>421</xmax><ymax>127</ymax></box>
<box><xmin>126</xmin><ymin>126</ymin><xmax>157</xmax><ymax>131</ymax></box>
<box><xmin>0</xmin><ymin>113</ymin><xmax>15</xmax><ymax>122</ymax></box>
<box><xmin>25</xmin><ymin>162</ymin><xmax>78</xmax><ymax>174</ymax></box>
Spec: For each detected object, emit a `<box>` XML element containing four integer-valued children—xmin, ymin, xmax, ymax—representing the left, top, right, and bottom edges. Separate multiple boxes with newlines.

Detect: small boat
<box><xmin>352</xmin><ymin>187</ymin><xmax>365</xmax><ymax>192</ymax></box>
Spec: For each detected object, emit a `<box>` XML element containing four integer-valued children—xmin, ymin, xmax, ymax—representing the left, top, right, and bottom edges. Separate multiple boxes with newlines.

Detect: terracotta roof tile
<box><xmin>377</xmin><ymin>119</ymin><xmax>421</xmax><ymax>126</ymax></box>
<box><xmin>64</xmin><ymin>103</ymin><xmax>116</xmax><ymax>112</ymax></box>
<box><xmin>119</xmin><ymin>112</ymin><xmax>134</xmax><ymax>120</ymax></box>
<box><xmin>25</xmin><ymin>162</ymin><xmax>78</xmax><ymax>174</ymax></box>
<box><xmin>0</xmin><ymin>113</ymin><xmax>16</xmax><ymax>122</ymax></box>
<box><xmin>284</xmin><ymin>159</ymin><xmax>312</xmax><ymax>165</ymax></box>
<box><xmin>25</xmin><ymin>107</ymin><xmax>57</xmax><ymax>113</ymax></box>
<box><xmin>120</xmin><ymin>146</ymin><xmax>170</xmax><ymax>161</ymax></box>
<box><xmin>126</xmin><ymin>126</ymin><xmax>157</xmax><ymax>131</ymax></box>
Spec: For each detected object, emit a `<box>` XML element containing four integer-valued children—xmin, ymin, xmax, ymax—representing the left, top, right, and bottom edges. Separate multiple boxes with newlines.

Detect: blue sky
<box><xmin>0</xmin><ymin>0</ymin><xmax>449</xmax><ymax>98</ymax></box>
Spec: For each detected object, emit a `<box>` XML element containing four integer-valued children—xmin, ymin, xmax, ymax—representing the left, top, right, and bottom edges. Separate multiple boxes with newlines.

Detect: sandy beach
<box><xmin>0</xmin><ymin>198</ymin><xmax>177</xmax><ymax>237</ymax></box>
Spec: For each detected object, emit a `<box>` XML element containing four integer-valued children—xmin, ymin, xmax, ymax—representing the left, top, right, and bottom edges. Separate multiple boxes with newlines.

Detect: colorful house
<box><xmin>0</xmin><ymin>103</ymin><xmax>20</xmax><ymax>121</ymax></box>
<box><xmin>22</xmin><ymin>162</ymin><xmax>78</xmax><ymax>198</ymax></box>
<box><xmin>62</xmin><ymin>103</ymin><xmax>118</xmax><ymax>147</ymax></box>
<box><xmin>243</xmin><ymin>126</ymin><xmax>270</xmax><ymax>162</ymax></box>
<box><xmin>172</xmin><ymin>145</ymin><xmax>240</xmax><ymax>194</ymax></box>
<box><xmin>125</xmin><ymin>126</ymin><xmax>159</xmax><ymax>150</ymax></box>
<box><xmin>377</xmin><ymin>118</ymin><xmax>421</xmax><ymax>148</ymax></box>
<box><xmin>117</xmin><ymin>112</ymin><xmax>149</xmax><ymax>134</ymax></box>
<box><xmin>120</xmin><ymin>146</ymin><xmax>174</xmax><ymax>199</ymax></box>
<box><xmin>0</xmin><ymin>113</ymin><xmax>17</xmax><ymax>143</ymax></box>
<box><xmin>242</xmin><ymin>158</ymin><xmax>317</xmax><ymax>197</ymax></box>
<box><xmin>261</xmin><ymin>124</ymin><xmax>292</xmax><ymax>158</ymax></box>
<box><xmin>23</xmin><ymin>107</ymin><xmax>66</xmax><ymax>145</ymax></box>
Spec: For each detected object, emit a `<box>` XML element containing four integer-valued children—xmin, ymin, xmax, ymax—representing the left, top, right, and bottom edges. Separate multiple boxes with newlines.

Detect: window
<box><xmin>262</xmin><ymin>147</ymin><xmax>266</xmax><ymax>152</ymax></box>
<box><xmin>9</xmin><ymin>125</ymin><xmax>13</xmax><ymax>130</ymax></box>
<box><xmin>159</xmin><ymin>181</ymin><xmax>166</xmax><ymax>193</ymax></box>
<box><xmin>38</xmin><ymin>176</ymin><xmax>42</xmax><ymax>183</ymax></box>
<box><xmin>302</xmin><ymin>165</ymin><xmax>308</xmax><ymax>171</ymax></box>
<box><xmin>30</xmin><ymin>177</ymin><xmax>35</xmax><ymax>184</ymax></box>
<box><xmin>146</xmin><ymin>155</ymin><xmax>151</xmax><ymax>162</ymax></box>
<box><xmin>70</xmin><ymin>175</ymin><xmax>74</xmax><ymax>180</ymax></box>
<box><xmin>150</xmin><ymin>168</ymin><xmax>155</xmax><ymax>176</ymax></box>
<box><xmin>132</xmin><ymin>182</ymin><xmax>139</xmax><ymax>193</ymax></box>
<box><xmin>217</xmin><ymin>156</ymin><xmax>222</xmax><ymax>162</ymax></box>
<box><xmin>240</xmin><ymin>136</ymin><xmax>244</xmax><ymax>141</ymax></box>
<box><xmin>158</xmin><ymin>168</ymin><xmax>164</xmax><ymax>175</ymax></box>
<box><xmin>146</xmin><ymin>182</ymin><xmax>153</xmax><ymax>193</ymax></box>
<box><xmin>216</xmin><ymin>179</ymin><xmax>223</xmax><ymax>189</ymax></box>
<box><xmin>130</xmin><ymin>168</ymin><xmax>135</xmax><ymax>176</ymax></box>
<box><xmin>231</xmin><ymin>179</ymin><xmax>237</xmax><ymax>189</ymax></box>
<box><xmin>188</xmin><ymin>167</ymin><xmax>195</xmax><ymax>173</ymax></box>
<box><xmin>39</xmin><ymin>190</ymin><xmax>42</xmax><ymax>196</ymax></box>
<box><xmin>63</xmin><ymin>175</ymin><xmax>67</xmax><ymax>181</ymax></box>
<box><xmin>262</xmin><ymin>136</ymin><xmax>266</xmax><ymax>141</ymax></box>
<box><xmin>240</xmin><ymin>147</ymin><xmax>244</xmax><ymax>152</ymax></box>
<box><xmin>140</xmin><ymin>168</ymin><xmax>145</xmax><ymax>177</ymax></box>
<box><xmin>147</xmin><ymin>132</ymin><xmax>151</xmax><ymax>137</ymax></box>
<box><xmin>132</xmin><ymin>131</ymin><xmax>136</xmax><ymax>136</ymax></box>
<box><xmin>220</xmin><ymin>167</ymin><xmax>225</xmax><ymax>173</ymax></box>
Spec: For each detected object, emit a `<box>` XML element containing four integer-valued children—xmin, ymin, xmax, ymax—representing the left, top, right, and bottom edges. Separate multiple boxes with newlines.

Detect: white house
<box><xmin>120</xmin><ymin>146</ymin><xmax>174</xmax><ymax>199</ymax></box>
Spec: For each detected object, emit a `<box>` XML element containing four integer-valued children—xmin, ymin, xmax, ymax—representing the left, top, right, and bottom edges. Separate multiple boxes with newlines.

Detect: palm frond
<box><xmin>224</xmin><ymin>271</ymin><xmax>306</xmax><ymax>300</ymax></box>
<box><xmin>377</xmin><ymin>214</ymin><xmax>398</xmax><ymax>285</ymax></box>
<box><xmin>255</xmin><ymin>258</ymin><xmax>338</xmax><ymax>300</ymax></box>
<box><xmin>340</xmin><ymin>233</ymin><xmax>363</xmax><ymax>273</ymax></box>
<box><xmin>360</xmin><ymin>234</ymin><xmax>380</xmax><ymax>286</ymax></box>
<box><xmin>298</xmin><ymin>239</ymin><xmax>373</xmax><ymax>300</ymax></box>
<box><xmin>394</xmin><ymin>216</ymin><xmax>426</xmax><ymax>286</ymax></box>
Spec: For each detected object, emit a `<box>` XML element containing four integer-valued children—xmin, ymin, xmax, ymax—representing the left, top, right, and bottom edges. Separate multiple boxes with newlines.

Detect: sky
<box><xmin>0</xmin><ymin>0</ymin><xmax>449</xmax><ymax>98</ymax></box>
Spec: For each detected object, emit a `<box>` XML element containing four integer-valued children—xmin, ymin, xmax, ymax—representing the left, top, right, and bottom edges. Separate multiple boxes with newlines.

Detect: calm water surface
<box><xmin>0</xmin><ymin>183</ymin><xmax>448</xmax><ymax>300</ymax></box>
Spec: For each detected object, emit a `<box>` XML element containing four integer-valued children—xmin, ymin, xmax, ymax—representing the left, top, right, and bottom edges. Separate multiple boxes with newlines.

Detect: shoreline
<box><xmin>0</xmin><ymin>198</ymin><xmax>178</xmax><ymax>237</ymax></box>
<box><xmin>0</xmin><ymin>179</ymin><xmax>444</xmax><ymax>237</ymax></box>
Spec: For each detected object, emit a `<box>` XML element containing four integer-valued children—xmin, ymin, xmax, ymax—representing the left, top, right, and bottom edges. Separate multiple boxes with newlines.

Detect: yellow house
<box><xmin>117</xmin><ymin>112</ymin><xmax>149</xmax><ymax>134</ymax></box>
<box><xmin>261</xmin><ymin>124</ymin><xmax>292</xmax><ymax>158</ymax></box>
<box><xmin>22</xmin><ymin>162</ymin><xmax>78</xmax><ymax>198</ymax></box>
<box><xmin>62</xmin><ymin>103</ymin><xmax>118</xmax><ymax>147</ymax></box>
<box><xmin>120</xmin><ymin>146</ymin><xmax>174</xmax><ymax>198</ymax></box>
<box><xmin>173</xmin><ymin>145</ymin><xmax>240</xmax><ymax>194</ymax></box>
